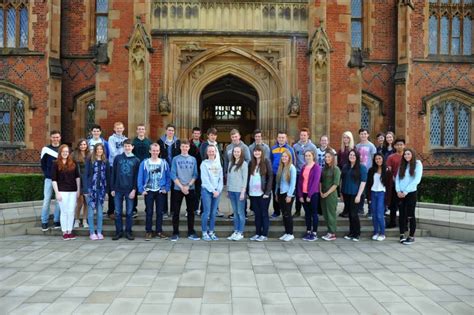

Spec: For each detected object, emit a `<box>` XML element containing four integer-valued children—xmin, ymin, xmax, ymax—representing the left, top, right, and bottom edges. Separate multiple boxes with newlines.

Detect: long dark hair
<box><xmin>229</xmin><ymin>146</ymin><xmax>244</xmax><ymax>172</ymax></box>
<box><xmin>348</xmin><ymin>149</ymin><xmax>361</xmax><ymax>182</ymax></box>
<box><xmin>370</xmin><ymin>152</ymin><xmax>387</xmax><ymax>186</ymax></box>
<box><xmin>250</xmin><ymin>145</ymin><xmax>268</xmax><ymax>176</ymax></box>
<box><xmin>72</xmin><ymin>138</ymin><xmax>89</xmax><ymax>164</ymax></box>
<box><xmin>399</xmin><ymin>148</ymin><xmax>417</xmax><ymax>179</ymax></box>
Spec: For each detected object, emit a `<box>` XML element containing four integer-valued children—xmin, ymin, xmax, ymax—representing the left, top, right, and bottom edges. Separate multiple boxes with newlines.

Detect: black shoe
<box><xmin>399</xmin><ymin>234</ymin><xmax>407</xmax><ymax>243</ymax></box>
<box><xmin>53</xmin><ymin>222</ymin><xmax>61</xmax><ymax>229</ymax></box>
<box><xmin>343</xmin><ymin>234</ymin><xmax>353</xmax><ymax>240</ymax></box>
<box><xmin>338</xmin><ymin>212</ymin><xmax>348</xmax><ymax>218</ymax></box>
<box><xmin>386</xmin><ymin>223</ymin><xmax>396</xmax><ymax>229</ymax></box>
<box><xmin>41</xmin><ymin>223</ymin><xmax>49</xmax><ymax>232</ymax></box>
<box><xmin>133</xmin><ymin>210</ymin><xmax>138</xmax><ymax>218</ymax></box>
<box><xmin>228</xmin><ymin>213</ymin><xmax>234</xmax><ymax>219</ymax></box>
<box><xmin>293</xmin><ymin>211</ymin><xmax>301</xmax><ymax>217</ymax></box>
<box><xmin>112</xmin><ymin>233</ymin><xmax>123</xmax><ymax>241</ymax></box>
<box><xmin>403</xmin><ymin>237</ymin><xmax>415</xmax><ymax>245</ymax></box>
<box><xmin>126</xmin><ymin>233</ymin><xmax>135</xmax><ymax>240</ymax></box>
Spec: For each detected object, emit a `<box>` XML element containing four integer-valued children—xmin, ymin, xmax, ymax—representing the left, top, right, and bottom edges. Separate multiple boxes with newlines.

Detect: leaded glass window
<box><xmin>351</xmin><ymin>0</ymin><xmax>362</xmax><ymax>49</ymax></box>
<box><xmin>0</xmin><ymin>93</ymin><xmax>25</xmax><ymax>145</ymax></box>
<box><xmin>429</xmin><ymin>1</ymin><xmax>473</xmax><ymax>56</ymax></box>
<box><xmin>430</xmin><ymin>100</ymin><xmax>472</xmax><ymax>148</ymax></box>
<box><xmin>86</xmin><ymin>100</ymin><xmax>96</xmax><ymax>136</ymax></box>
<box><xmin>0</xmin><ymin>1</ymin><xmax>29</xmax><ymax>48</ymax></box>
<box><xmin>430</xmin><ymin>106</ymin><xmax>442</xmax><ymax>147</ymax></box>
<box><xmin>463</xmin><ymin>16</ymin><xmax>472</xmax><ymax>55</ymax></box>
<box><xmin>214</xmin><ymin>105</ymin><xmax>242</xmax><ymax>121</ymax></box>
<box><xmin>361</xmin><ymin>104</ymin><xmax>370</xmax><ymax>130</ymax></box>
<box><xmin>96</xmin><ymin>0</ymin><xmax>108</xmax><ymax>44</ymax></box>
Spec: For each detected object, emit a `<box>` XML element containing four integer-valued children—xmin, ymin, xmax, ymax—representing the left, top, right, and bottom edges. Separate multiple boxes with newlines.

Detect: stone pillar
<box><xmin>47</xmin><ymin>0</ymin><xmax>62</xmax><ymax>137</ymax></box>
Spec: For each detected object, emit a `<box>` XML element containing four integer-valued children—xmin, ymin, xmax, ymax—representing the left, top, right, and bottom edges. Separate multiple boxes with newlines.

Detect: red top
<box><xmin>386</xmin><ymin>153</ymin><xmax>402</xmax><ymax>178</ymax></box>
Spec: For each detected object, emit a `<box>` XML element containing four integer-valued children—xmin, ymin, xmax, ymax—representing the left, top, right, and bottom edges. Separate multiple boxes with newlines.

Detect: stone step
<box><xmin>28</xmin><ymin>224</ymin><xmax>430</xmax><ymax>239</ymax></box>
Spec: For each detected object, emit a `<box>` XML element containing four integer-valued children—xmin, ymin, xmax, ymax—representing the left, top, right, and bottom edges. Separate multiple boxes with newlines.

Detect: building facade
<box><xmin>0</xmin><ymin>0</ymin><xmax>472</xmax><ymax>175</ymax></box>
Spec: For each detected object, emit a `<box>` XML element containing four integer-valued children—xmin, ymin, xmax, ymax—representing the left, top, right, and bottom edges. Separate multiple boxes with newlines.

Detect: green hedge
<box><xmin>418</xmin><ymin>175</ymin><xmax>473</xmax><ymax>207</ymax></box>
<box><xmin>0</xmin><ymin>174</ymin><xmax>473</xmax><ymax>206</ymax></box>
<box><xmin>0</xmin><ymin>174</ymin><xmax>44</xmax><ymax>203</ymax></box>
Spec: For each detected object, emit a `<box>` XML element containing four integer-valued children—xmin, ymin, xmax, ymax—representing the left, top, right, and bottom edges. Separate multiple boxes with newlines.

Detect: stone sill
<box><xmin>151</xmin><ymin>29</ymin><xmax>307</xmax><ymax>38</ymax></box>
<box><xmin>418</xmin><ymin>202</ymin><xmax>474</xmax><ymax>213</ymax></box>
<box><xmin>413</xmin><ymin>56</ymin><xmax>474</xmax><ymax>64</ymax></box>
<box><xmin>430</xmin><ymin>148</ymin><xmax>474</xmax><ymax>153</ymax></box>
<box><xmin>0</xmin><ymin>49</ymin><xmax>44</xmax><ymax>57</ymax></box>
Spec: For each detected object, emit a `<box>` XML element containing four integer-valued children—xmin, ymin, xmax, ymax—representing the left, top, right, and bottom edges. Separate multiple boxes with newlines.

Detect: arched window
<box><xmin>430</xmin><ymin>100</ymin><xmax>472</xmax><ymax>148</ymax></box>
<box><xmin>0</xmin><ymin>92</ymin><xmax>25</xmax><ymax>145</ymax></box>
<box><xmin>85</xmin><ymin>99</ymin><xmax>96</xmax><ymax>136</ymax></box>
<box><xmin>429</xmin><ymin>0</ymin><xmax>472</xmax><ymax>56</ymax></box>
<box><xmin>0</xmin><ymin>0</ymin><xmax>28</xmax><ymax>48</ymax></box>
<box><xmin>73</xmin><ymin>89</ymin><xmax>96</xmax><ymax>139</ymax></box>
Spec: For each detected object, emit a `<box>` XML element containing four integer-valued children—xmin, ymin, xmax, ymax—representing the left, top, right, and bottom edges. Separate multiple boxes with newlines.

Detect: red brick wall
<box><xmin>148</xmin><ymin>38</ymin><xmax>165</xmax><ymax>141</ymax></box>
<box><xmin>296</xmin><ymin>38</ymin><xmax>309</xmax><ymax>132</ymax></box>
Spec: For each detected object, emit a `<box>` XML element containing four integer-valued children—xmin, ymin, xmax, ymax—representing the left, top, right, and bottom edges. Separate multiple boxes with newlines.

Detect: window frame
<box><xmin>90</xmin><ymin>0</ymin><xmax>108</xmax><ymax>46</ymax></box>
<box><xmin>428</xmin><ymin>0</ymin><xmax>473</xmax><ymax>57</ymax></box>
<box><xmin>0</xmin><ymin>0</ymin><xmax>29</xmax><ymax>49</ymax></box>
<box><xmin>350</xmin><ymin>0</ymin><xmax>363</xmax><ymax>50</ymax></box>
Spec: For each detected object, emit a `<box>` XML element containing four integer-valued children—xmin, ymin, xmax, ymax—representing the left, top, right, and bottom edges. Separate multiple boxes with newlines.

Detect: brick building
<box><xmin>0</xmin><ymin>0</ymin><xmax>472</xmax><ymax>175</ymax></box>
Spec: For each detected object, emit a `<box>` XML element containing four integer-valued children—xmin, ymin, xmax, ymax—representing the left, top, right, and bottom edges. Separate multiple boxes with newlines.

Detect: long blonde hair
<box><xmin>91</xmin><ymin>143</ymin><xmax>107</xmax><ymax>163</ymax></box>
<box><xmin>276</xmin><ymin>150</ymin><xmax>293</xmax><ymax>184</ymax></box>
<box><xmin>340</xmin><ymin>131</ymin><xmax>355</xmax><ymax>151</ymax></box>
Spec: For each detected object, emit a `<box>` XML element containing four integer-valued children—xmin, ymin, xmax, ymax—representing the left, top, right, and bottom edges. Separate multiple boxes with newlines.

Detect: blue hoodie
<box><xmin>137</xmin><ymin>158</ymin><xmax>171</xmax><ymax>194</ymax></box>
<box><xmin>40</xmin><ymin>145</ymin><xmax>59</xmax><ymax>179</ymax></box>
<box><xmin>270</xmin><ymin>143</ymin><xmax>295</xmax><ymax>174</ymax></box>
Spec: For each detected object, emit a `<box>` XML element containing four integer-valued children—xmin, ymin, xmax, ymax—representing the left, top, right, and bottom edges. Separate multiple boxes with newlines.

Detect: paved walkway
<box><xmin>0</xmin><ymin>235</ymin><xmax>472</xmax><ymax>315</ymax></box>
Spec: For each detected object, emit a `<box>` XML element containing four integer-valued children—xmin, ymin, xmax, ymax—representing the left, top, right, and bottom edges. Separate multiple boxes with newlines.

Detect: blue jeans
<box><xmin>302</xmin><ymin>193</ymin><xmax>320</xmax><ymax>232</ymax></box>
<box><xmin>228</xmin><ymin>191</ymin><xmax>246</xmax><ymax>233</ymax></box>
<box><xmin>370</xmin><ymin>191</ymin><xmax>385</xmax><ymax>235</ymax></box>
<box><xmin>250</xmin><ymin>196</ymin><xmax>270</xmax><ymax>236</ymax></box>
<box><xmin>145</xmin><ymin>191</ymin><xmax>166</xmax><ymax>233</ymax></box>
<box><xmin>114</xmin><ymin>191</ymin><xmax>134</xmax><ymax>234</ymax></box>
<box><xmin>201</xmin><ymin>189</ymin><xmax>220</xmax><ymax>233</ymax></box>
<box><xmin>87</xmin><ymin>196</ymin><xmax>103</xmax><ymax>234</ymax></box>
<box><xmin>41</xmin><ymin>178</ymin><xmax>60</xmax><ymax>224</ymax></box>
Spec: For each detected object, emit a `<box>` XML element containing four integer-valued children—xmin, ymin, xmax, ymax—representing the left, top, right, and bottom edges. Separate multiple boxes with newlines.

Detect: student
<box><xmin>226</xmin><ymin>146</ymin><xmax>248</xmax><ymax>241</ymax></box>
<box><xmin>383</xmin><ymin>131</ymin><xmax>396</xmax><ymax>159</ymax></box>
<box><xmin>72</xmin><ymin>139</ymin><xmax>89</xmax><ymax>229</ymax></box>
<box><xmin>337</xmin><ymin>131</ymin><xmax>355</xmax><ymax>218</ymax></box>
<box><xmin>396</xmin><ymin>148</ymin><xmax>423</xmax><ymax>245</ymax></box>
<box><xmin>296</xmin><ymin>150</ymin><xmax>321</xmax><ymax>241</ymax></box>
<box><xmin>158</xmin><ymin>124</ymin><xmax>181</xmax><ymax>217</ymax></box>
<box><xmin>40</xmin><ymin>130</ymin><xmax>62</xmax><ymax>231</ymax></box>
<box><xmin>276</xmin><ymin>150</ymin><xmax>297</xmax><ymax>242</ymax></box>
<box><xmin>200</xmin><ymin>128</ymin><xmax>225</xmax><ymax>217</ymax></box>
<box><xmin>132</xmin><ymin>124</ymin><xmax>152</xmax><ymax>217</ymax></box>
<box><xmin>200</xmin><ymin>145</ymin><xmax>224</xmax><ymax>241</ymax></box>
<box><xmin>341</xmin><ymin>149</ymin><xmax>367</xmax><ymax>242</ymax></box>
<box><xmin>248</xmin><ymin>145</ymin><xmax>273</xmax><ymax>242</ymax></box>
<box><xmin>138</xmin><ymin>143</ymin><xmax>170</xmax><ymax>241</ymax></box>
<box><xmin>107</xmin><ymin>122</ymin><xmax>128</xmax><ymax>218</ymax></box>
<box><xmin>375</xmin><ymin>132</ymin><xmax>385</xmax><ymax>155</ymax></box>
<box><xmin>189</xmin><ymin>127</ymin><xmax>204</xmax><ymax>215</ymax></box>
<box><xmin>87</xmin><ymin>124</ymin><xmax>110</xmax><ymax>159</ymax></box>
<box><xmin>367</xmin><ymin>153</ymin><xmax>393</xmax><ymax>241</ymax></box>
<box><xmin>111</xmin><ymin>139</ymin><xmax>140</xmax><ymax>241</ymax></box>
<box><xmin>320</xmin><ymin>151</ymin><xmax>341</xmax><ymax>241</ymax></box>
<box><xmin>355</xmin><ymin>128</ymin><xmax>376</xmax><ymax>216</ymax></box>
<box><xmin>170</xmin><ymin>140</ymin><xmax>200</xmax><ymax>241</ymax></box>
<box><xmin>316</xmin><ymin>135</ymin><xmax>335</xmax><ymax>168</ymax></box>
<box><xmin>84</xmin><ymin>143</ymin><xmax>110</xmax><ymax>240</ymax></box>
<box><xmin>51</xmin><ymin>144</ymin><xmax>81</xmax><ymax>240</ymax></box>
<box><xmin>270</xmin><ymin>131</ymin><xmax>295</xmax><ymax>218</ymax></box>
<box><xmin>293</xmin><ymin>128</ymin><xmax>317</xmax><ymax>217</ymax></box>
<box><xmin>386</xmin><ymin>138</ymin><xmax>406</xmax><ymax>228</ymax></box>
<box><xmin>249</xmin><ymin>129</ymin><xmax>271</xmax><ymax>160</ymax></box>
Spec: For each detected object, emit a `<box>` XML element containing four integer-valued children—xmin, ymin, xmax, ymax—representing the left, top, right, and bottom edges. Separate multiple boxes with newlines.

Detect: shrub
<box><xmin>418</xmin><ymin>176</ymin><xmax>473</xmax><ymax>207</ymax></box>
<box><xmin>0</xmin><ymin>174</ymin><xmax>44</xmax><ymax>203</ymax></box>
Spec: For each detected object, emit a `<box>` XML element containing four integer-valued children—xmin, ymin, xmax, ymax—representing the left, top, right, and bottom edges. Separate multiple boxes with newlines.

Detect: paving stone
<box><xmin>136</xmin><ymin>303</ymin><xmax>170</xmax><ymax>314</ymax></box>
<box><xmin>231</xmin><ymin>286</ymin><xmax>260</xmax><ymax>298</ymax></box>
<box><xmin>41</xmin><ymin>297</ymin><xmax>84</xmax><ymax>315</ymax></box>
<box><xmin>263</xmin><ymin>303</ymin><xmax>296</xmax><ymax>314</ymax></box>
<box><xmin>202</xmin><ymin>291</ymin><xmax>231</xmax><ymax>304</ymax></box>
<box><xmin>62</xmin><ymin>286</ymin><xmax>95</xmax><ymax>298</ymax></box>
<box><xmin>347</xmin><ymin>296</ymin><xmax>389</xmax><ymax>314</ymax></box>
<box><xmin>168</xmin><ymin>298</ymin><xmax>202</xmax><ymax>315</ymax></box>
<box><xmin>9</xmin><ymin>302</ymin><xmax>50</xmax><ymax>315</ymax></box>
<box><xmin>174</xmin><ymin>286</ymin><xmax>204</xmax><ymax>298</ymax></box>
<box><xmin>84</xmin><ymin>291</ymin><xmax>119</xmax><ymax>304</ymax></box>
<box><xmin>255</xmin><ymin>274</ymin><xmax>285</xmax><ymax>292</ymax></box>
<box><xmin>72</xmin><ymin>303</ymin><xmax>110</xmax><ymax>315</ymax></box>
<box><xmin>380</xmin><ymin>302</ymin><xmax>420</xmax><ymax>315</ymax></box>
<box><xmin>201</xmin><ymin>303</ymin><xmax>232</xmax><ymax>314</ymax></box>
<box><xmin>285</xmin><ymin>287</ymin><xmax>316</xmax><ymax>298</ymax></box>
<box><xmin>404</xmin><ymin>296</ymin><xmax>451</xmax><ymax>314</ymax></box>
<box><xmin>439</xmin><ymin>301</ymin><xmax>474</xmax><ymax>315</ymax></box>
<box><xmin>322</xmin><ymin>302</ymin><xmax>358</xmax><ymax>314</ymax></box>
<box><xmin>232</xmin><ymin>298</ymin><xmax>264</xmax><ymax>315</ymax></box>
<box><xmin>290</xmin><ymin>297</ymin><xmax>326</xmax><ymax>315</ymax></box>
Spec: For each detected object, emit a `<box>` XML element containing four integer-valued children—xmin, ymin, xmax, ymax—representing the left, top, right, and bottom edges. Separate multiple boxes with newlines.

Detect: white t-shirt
<box><xmin>249</xmin><ymin>169</ymin><xmax>263</xmax><ymax>197</ymax></box>
<box><xmin>371</xmin><ymin>173</ymin><xmax>386</xmax><ymax>192</ymax></box>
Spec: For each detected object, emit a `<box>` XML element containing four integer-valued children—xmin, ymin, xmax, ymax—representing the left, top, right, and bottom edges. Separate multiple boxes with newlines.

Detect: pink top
<box><xmin>302</xmin><ymin>166</ymin><xmax>311</xmax><ymax>193</ymax></box>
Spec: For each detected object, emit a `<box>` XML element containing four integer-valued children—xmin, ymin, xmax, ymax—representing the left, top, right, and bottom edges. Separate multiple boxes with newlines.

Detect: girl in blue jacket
<box><xmin>276</xmin><ymin>150</ymin><xmax>297</xmax><ymax>242</ymax></box>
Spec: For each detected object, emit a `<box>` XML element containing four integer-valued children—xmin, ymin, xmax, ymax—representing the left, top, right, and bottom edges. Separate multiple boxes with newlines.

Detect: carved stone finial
<box><xmin>288</xmin><ymin>96</ymin><xmax>300</xmax><ymax>117</ymax></box>
<box><xmin>348</xmin><ymin>48</ymin><xmax>366</xmax><ymax>69</ymax></box>
<box><xmin>159</xmin><ymin>94</ymin><xmax>171</xmax><ymax>116</ymax></box>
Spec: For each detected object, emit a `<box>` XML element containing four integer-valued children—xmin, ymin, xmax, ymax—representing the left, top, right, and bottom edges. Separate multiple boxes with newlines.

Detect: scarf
<box><xmin>90</xmin><ymin>160</ymin><xmax>106</xmax><ymax>208</ymax></box>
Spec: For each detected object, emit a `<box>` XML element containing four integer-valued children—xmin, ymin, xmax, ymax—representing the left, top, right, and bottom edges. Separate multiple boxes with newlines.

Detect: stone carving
<box><xmin>288</xmin><ymin>95</ymin><xmax>300</xmax><ymax>117</ymax></box>
<box><xmin>191</xmin><ymin>64</ymin><xmax>205</xmax><ymax>79</ymax></box>
<box><xmin>159</xmin><ymin>93</ymin><xmax>171</xmax><ymax>115</ymax></box>
<box><xmin>254</xmin><ymin>65</ymin><xmax>268</xmax><ymax>80</ymax></box>
<box><xmin>179</xmin><ymin>42</ymin><xmax>207</xmax><ymax>65</ymax></box>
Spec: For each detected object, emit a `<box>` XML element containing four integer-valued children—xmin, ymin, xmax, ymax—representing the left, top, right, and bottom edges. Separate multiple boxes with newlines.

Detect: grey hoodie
<box><xmin>293</xmin><ymin>140</ymin><xmax>317</xmax><ymax>172</ymax></box>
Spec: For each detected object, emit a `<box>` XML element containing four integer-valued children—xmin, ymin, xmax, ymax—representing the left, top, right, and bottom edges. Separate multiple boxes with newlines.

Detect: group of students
<box><xmin>40</xmin><ymin>122</ymin><xmax>423</xmax><ymax>244</ymax></box>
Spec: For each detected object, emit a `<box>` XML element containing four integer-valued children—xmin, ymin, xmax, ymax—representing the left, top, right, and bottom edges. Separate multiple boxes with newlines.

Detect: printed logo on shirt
<box><xmin>358</xmin><ymin>147</ymin><xmax>370</xmax><ymax>167</ymax></box>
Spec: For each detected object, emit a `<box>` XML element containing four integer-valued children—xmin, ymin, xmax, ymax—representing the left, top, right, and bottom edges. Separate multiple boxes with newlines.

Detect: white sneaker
<box><xmin>83</xmin><ymin>221</ymin><xmax>89</xmax><ymax>229</ymax></box>
<box><xmin>284</xmin><ymin>234</ymin><xmax>295</xmax><ymax>242</ymax></box>
<box><xmin>227</xmin><ymin>232</ymin><xmax>238</xmax><ymax>241</ymax></box>
<box><xmin>377</xmin><ymin>235</ymin><xmax>386</xmax><ymax>241</ymax></box>
<box><xmin>279</xmin><ymin>234</ymin><xmax>288</xmax><ymax>241</ymax></box>
<box><xmin>250</xmin><ymin>234</ymin><xmax>260</xmax><ymax>241</ymax></box>
<box><xmin>234</xmin><ymin>233</ymin><xmax>244</xmax><ymax>241</ymax></box>
<box><xmin>256</xmin><ymin>235</ymin><xmax>268</xmax><ymax>242</ymax></box>
<box><xmin>372</xmin><ymin>233</ymin><xmax>379</xmax><ymax>241</ymax></box>
<box><xmin>73</xmin><ymin>220</ymin><xmax>80</xmax><ymax>229</ymax></box>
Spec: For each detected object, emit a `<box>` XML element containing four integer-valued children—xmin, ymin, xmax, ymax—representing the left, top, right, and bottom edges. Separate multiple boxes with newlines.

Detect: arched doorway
<box><xmin>201</xmin><ymin>75</ymin><xmax>257</xmax><ymax>145</ymax></box>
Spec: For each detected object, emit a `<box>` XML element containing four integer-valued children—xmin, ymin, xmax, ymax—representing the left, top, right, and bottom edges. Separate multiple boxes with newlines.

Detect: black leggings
<box><xmin>344</xmin><ymin>194</ymin><xmax>360</xmax><ymax>237</ymax></box>
<box><xmin>399</xmin><ymin>191</ymin><xmax>417</xmax><ymax>237</ymax></box>
<box><xmin>278</xmin><ymin>193</ymin><xmax>294</xmax><ymax>234</ymax></box>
